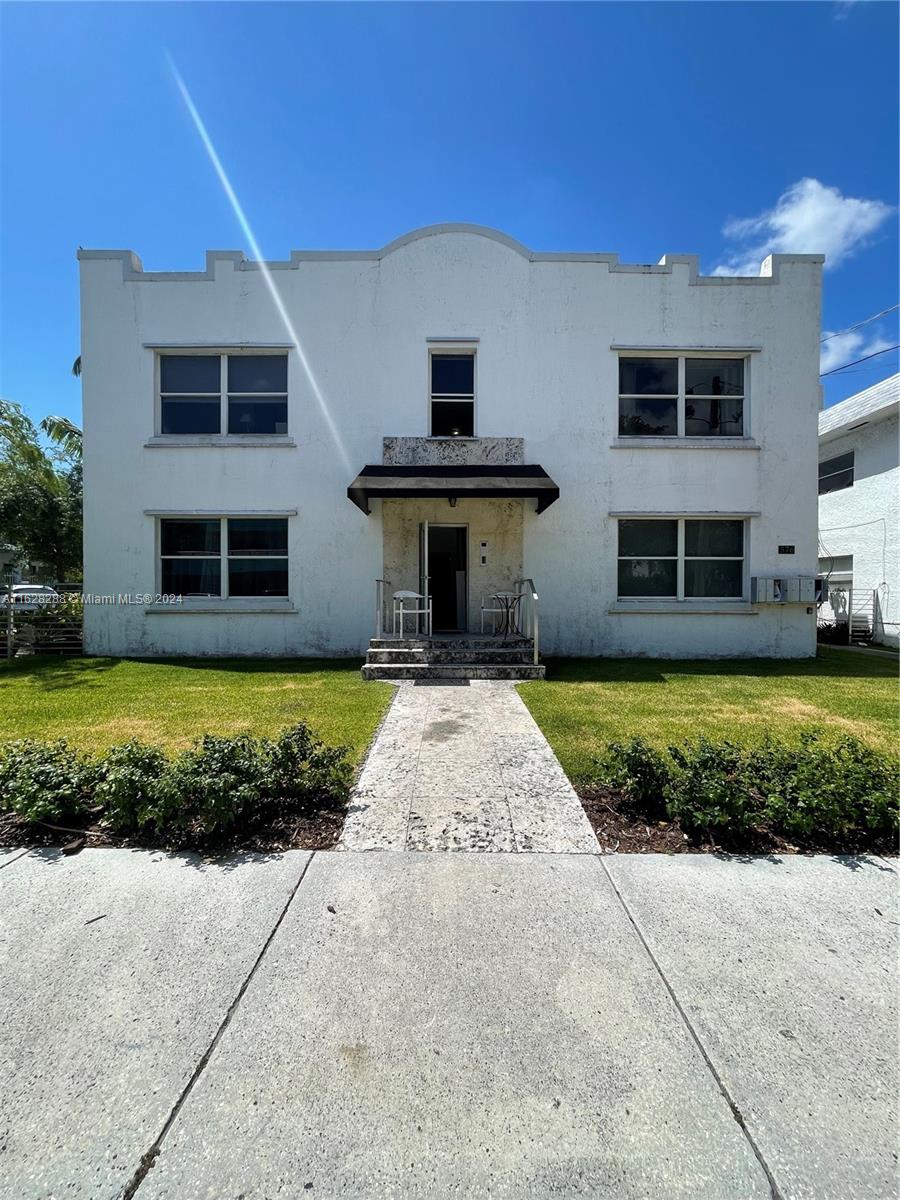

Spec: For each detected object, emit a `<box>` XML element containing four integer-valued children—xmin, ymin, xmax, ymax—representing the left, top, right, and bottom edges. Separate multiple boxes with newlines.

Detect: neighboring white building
<box><xmin>818</xmin><ymin>373</ymin><xmax>899</xmax><ymax>647</ymax></box>
<box><xmin>78</xmin><ymin>224</ymin><xmax>823</xmax><ymax>666</ymax></box>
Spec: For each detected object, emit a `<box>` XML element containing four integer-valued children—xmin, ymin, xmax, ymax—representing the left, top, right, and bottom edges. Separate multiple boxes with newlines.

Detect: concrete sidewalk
<box><xmin>0</xmin><ymin>849</ymin><xmax>896</xmax><ymax>1199</ymax></box>
<box><xmin>341</xmin><ymin>680</ymin><xmax>598</xmax><ymax>853</ymax></box>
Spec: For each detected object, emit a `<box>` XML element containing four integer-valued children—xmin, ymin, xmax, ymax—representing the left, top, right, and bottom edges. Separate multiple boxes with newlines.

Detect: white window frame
<box><xmin>617</xmin><ymin>352</ymin><xmax>749</xmax><ymax>440</ymax></box>
<box><xmin>617</xmin><ymin>517</ymin><xmax>747</xmax><ymax>601</ymax></box>
<box><xmin>157</xmin><ymin>515</ymin><xmax>290</xmax><ymax>600</ymax></box>
<box><xmin>155</xmin><ymin>348</ymin><xmax>289</xmax><ymax>438</ymax></box>
<box><xmin>428</xmin><ymin>346</ymin><xmax>476</xmax><ymax>438</ymax></box>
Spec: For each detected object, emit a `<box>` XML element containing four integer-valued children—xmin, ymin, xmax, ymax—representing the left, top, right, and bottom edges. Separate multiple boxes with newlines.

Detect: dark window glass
<box><xmin>227</xmin><ymin>397</ymin><xmax>288</xmax><ymax>435</ymax></box>
<box><xmin>160</xmin><ymin>519</ymin><xmax>220</xmax><ymax>556</ymax></box>
<box><xmin>227</xmin><ymin>355</ymin><xmax>288</xmax><ymax>393</ymax></box>
<box><xmin>685</xmin><ymin>359</ymin><xmax>744</xmax><ymax>396</ymax></box>
<box><xmin>160</xmin><ymin>355</ymin><xmax>220</xmax><ymax>393</ymax></box>
<box><xmin>685</xmin><ymin>397</ymin><xmax>744</xmax><ymax>437</ymax></box>
<box><xmin>685</xmin><ymin>560</ymin><xmax>743</xmax><ymax>598</ymax></box>
<box><xmin>228</xmin><ymin>559</ymin><xmax>289</xmax><ymax>597</ymax></box>
<box><xmin>160</xmin><ymin>397</ymin><xmax>221</xmax><ymax>435</ymax></box>
<box><xmin>818</xmin><ymin>452</ymin><xmax>855</xmax><ymax>495</ymax></box>
<box><xmin>431</xmin><ymin>355</ymin><xmax>474</xmax><ymax>396</ymax></box>
<box><xmin>228</xmin><ymin>519</ymin><xmax>288</xmax><ymax>556</ymax></box>
<box><xmin>618</xmin><ymin>357</ymin><xmax>678</xmax><ymax>396</ymax></box>
<box><xmin>431</xmin><ymin>401</ymin><xmax>474</xmax><ymax>437</ymax></box>
<box><xmin>684</xmin><ymin>520</ymin><xmax>743</xmax><ymax>558</ymax></box>
<box><xmin>617</xmin><ymin>559</ymin><xmax>677</xmax><ymax>598</ymax></box>
<box><xmin>619</xmin><ymin>397</ymin><xmax>677</xmax><ymax>436</ymax></box>
<box><xmin>160</xmin><ymin>558</ymin><xmax>221</xmax><ymax>596</ymax></box>
<box><xmin>619</xmin><ymin>520</ymin><xmax>678</xmax><ymax>558</ymax></box>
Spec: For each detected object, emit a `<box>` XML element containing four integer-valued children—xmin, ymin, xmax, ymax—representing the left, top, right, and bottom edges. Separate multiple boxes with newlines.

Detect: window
<box><xmin>159</xmin><ymin>517</ymin><xmax>288</xmax><ymax>598</ymax></box>
<box><xmin>618</xmin><ymin>356</ymin><xmax>745</xmax><ymax>438</ymax></box>
<box><xmin>818</xmin><ymin>451</ymin><xmax>854</xmax><ymax>495</ymax></box>
<box><xmin>430</xmin><ymin>353</ymin><xmax>474</xmax><ymax>437</ymax></box>
<box><xmin>617</xmin><ymin>518</ymin><xmax>745</xmax><ymax>600</ymax></box>
<box><xmin>159</xmin><ymin>353</ymin><xmax>288</xmax><ymax>436</ymax></box>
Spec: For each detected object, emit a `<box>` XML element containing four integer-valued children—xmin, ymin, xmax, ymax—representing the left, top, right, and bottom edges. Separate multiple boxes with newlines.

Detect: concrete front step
<box><xmin>361</xmin><ymin>662</ymin><xmax>546</xmax><ymax>680</ymax></box>
<box><xmin>366</xmin><ymin>647</ymin><xmax>536</xmax><ymax>665</ymax></box>
<box><xmin>368</xmin><ymin>638</ymin><xmax>532</xmax><ymax>651</ymax></box>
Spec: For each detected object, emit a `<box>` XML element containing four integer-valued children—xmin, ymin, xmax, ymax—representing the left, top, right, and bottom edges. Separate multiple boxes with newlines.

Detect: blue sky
<box><xmin>1</xmin><ymin>1</ymin><xmax>897</xmax><ymax>429</ymax></box>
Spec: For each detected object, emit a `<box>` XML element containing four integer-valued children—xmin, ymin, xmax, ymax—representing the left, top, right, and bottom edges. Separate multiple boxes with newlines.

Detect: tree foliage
<box><xmin>0</xmin><ymin>399</ymin><xmax>83</xmax><ymax>581</ymax></box>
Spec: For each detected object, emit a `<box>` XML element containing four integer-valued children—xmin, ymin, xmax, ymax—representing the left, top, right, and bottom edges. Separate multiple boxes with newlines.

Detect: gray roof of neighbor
<box><xmin>819</xmin><ymin>373</ymin><xmax>899</xmax><ymax>442</ymax></box>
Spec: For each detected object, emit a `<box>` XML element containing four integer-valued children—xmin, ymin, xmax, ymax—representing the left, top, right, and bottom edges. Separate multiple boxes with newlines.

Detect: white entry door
<box><xmin>418</xmin><ymin>520</ymin><xmax>430</xmax><ymax>634</ymax></box>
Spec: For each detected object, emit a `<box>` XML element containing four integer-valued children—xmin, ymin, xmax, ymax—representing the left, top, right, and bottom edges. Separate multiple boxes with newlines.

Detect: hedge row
<box><xmin>0</xmin><ymin>723</ymin><xmax>350</xmax><ymax>837</ymax></box>
<box><xmin>593</xmin><ymin>731</ymin><xmax>898</xmax><ymax>846</ymax></box>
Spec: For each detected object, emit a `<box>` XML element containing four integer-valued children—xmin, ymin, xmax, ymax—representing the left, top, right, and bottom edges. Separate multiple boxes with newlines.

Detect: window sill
<box><xmin>609</xmin><ymin>603</ymin><xmax>757</xmax><ymax>616</ymax></box>
<box><xmin>611</xmin><ymin>437</ymin><xmax>759</xmax><ymax>450</ymax></box>
<box><xmin>145</xmin><ymin>436</ymin><xmax>295</xmax><ymax>448</ymax></box>
<box><xmin>145</xmin><ymin>601</ymin><xmax>296</xmax><ymax>615</ymax></box>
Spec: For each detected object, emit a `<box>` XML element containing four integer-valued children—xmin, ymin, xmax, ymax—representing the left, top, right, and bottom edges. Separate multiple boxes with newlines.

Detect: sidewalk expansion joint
<box><xmin>596</xmin><ymin>855</ymin><xmax>785</xmax><ymax>1200</ymax></box>
<box><xmin>0</xmin><ymin>849</ymin><xmax>31</xmax><ymax>871</ymax></box>
<box><xmin>120</xmin><ymin>850</ymin><xmax>316</xmax><ymax>1199</ymax></box>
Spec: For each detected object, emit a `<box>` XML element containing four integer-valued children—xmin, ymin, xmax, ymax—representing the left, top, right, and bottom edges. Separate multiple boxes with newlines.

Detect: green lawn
<box><xmin>0</xmin><ymin>657</ymin><xmax>393</xmax><ymax>763</ymax></box>
<box><xmin>519</xmin><ymin>649</ymin><xmax>899</xmax><ymax>782</ymax></box>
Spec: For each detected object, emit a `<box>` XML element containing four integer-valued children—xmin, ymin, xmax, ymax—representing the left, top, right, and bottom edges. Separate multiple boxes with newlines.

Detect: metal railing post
<box><xmin>5</xmin><ymin>583</ymin><xmax>13</xmax><ymax>660</ymax></box>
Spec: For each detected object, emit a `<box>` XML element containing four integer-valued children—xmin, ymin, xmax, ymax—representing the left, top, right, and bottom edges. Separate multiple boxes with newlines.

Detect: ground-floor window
<box><xmin>617</xmin><ymin>517</ymin><xmax>745</xmax><ymax>600</ymax></box>
<box><xmin>159</xmin><ymin>517</ymin><xmax>289</xmax><ymax>598</ymax></box>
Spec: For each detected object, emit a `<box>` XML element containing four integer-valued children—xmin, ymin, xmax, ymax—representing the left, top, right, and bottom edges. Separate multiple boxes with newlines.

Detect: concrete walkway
<box><xmin>0</xmin><ymin>849</ymin><xmax>895</xmax><ymax>1199</ymax></box>
<box><xmin>340</xmin><ymin>680</ymin><xmax>598</xmax><ymax>853</ymax></box>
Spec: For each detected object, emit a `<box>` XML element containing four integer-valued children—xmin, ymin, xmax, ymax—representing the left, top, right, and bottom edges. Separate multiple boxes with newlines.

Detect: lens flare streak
<box><xmin>166</xmin><ymin>52</ymin><xmax>351</xmax><ymax>473</ymax></box>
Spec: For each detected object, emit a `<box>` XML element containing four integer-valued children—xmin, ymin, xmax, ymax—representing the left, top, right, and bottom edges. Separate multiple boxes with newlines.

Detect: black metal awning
<box><xmin>347</xmin><ymin>464</ymin><xmax>560</xmax><ymax>515</ymax></box>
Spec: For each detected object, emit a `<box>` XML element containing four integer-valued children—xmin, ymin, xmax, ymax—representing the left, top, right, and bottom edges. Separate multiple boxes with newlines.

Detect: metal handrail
<box><xmin>374</xmin><ymin>578</ymin><xmax>390</xmax><ymax>638</ymax></box>
<box><xmin>515</xmin><ymin>578</ymin><xmax>540</xmax><ymax>666</ymax></box>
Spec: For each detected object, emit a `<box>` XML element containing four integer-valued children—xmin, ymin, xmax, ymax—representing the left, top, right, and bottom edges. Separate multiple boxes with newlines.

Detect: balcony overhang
<box><xmin>347</xmin><ymin>464</ymin><xmax>560</xmax><ymax>515</ymax></box>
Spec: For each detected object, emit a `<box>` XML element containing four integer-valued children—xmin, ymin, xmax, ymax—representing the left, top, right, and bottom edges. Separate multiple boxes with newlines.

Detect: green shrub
<box><xmin>589</xmin><ymin>729</ymin><xmax>898</xmax><ymax>846</ymax></box>
<box><xmin>93</xmin><ymin>740</ymin><xmax>169</xmax><ymax>831</ymax></box>
<box><xmin>263</xmin><ymin>722</ymin><xmax>351</xmax><ymax>808</ymax></box>
<box><xmin>749</xmin><ymin>731</ymin><xmax>899</xmax><ymax>842</ymax></box>
<box><xmin>159</xmin><ymin>733</ymin><xmax>268</xmax><ymax>834</ymax></box>
<box><xmin>0</xmin><ymin>738</ymin><xmax>95</xmax><ymax>823</ymax></box>
<box><xmin>593</xmin><ymin>737</ymin><xmax>670</xmax><ymax>818</ymax></box>
<box><xmin>666</xmin><ymin>737</ymin><xmax>759</xmax><ymax>833</ymax></box>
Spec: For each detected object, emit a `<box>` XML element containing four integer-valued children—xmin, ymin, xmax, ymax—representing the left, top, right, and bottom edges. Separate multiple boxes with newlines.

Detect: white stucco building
<box><xmin>78</xmin><ymin>224</ymin><xmax>823</xmax><ymax>672</ymax></box>
<box><xmin>818</xmin><ymin>373</ymin><xmax>899</xmax><ymax>647</ymax></box>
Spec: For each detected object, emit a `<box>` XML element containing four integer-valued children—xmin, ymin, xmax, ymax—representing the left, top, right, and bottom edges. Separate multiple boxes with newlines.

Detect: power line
<box><xmin>820</xmin><ymin>303</ymin><xmax>899</xmax><ymax>343</ymax></box>
<box><xmin>820</xmin><ymin>344</ymin><xmax>900</xmax><ymax>377</ymax></box>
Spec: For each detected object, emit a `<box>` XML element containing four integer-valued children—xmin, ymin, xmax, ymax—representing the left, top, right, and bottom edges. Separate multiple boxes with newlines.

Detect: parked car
<box><xmin>1</xmin><ymin>584</ymin><xmax>60</xmax><ymax>607</ymax></box>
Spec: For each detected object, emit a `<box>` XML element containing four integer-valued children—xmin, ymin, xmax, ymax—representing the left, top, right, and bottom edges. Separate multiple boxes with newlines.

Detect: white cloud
<box><xmin>833</xmin><ymin>0</ymin><xmax>858</xmax><ymax>20</ymax></box>
<box><xmin>713</xmin><ymin>178</ymin><xmax>894</xmax><ymax>276</ymax></box>
<box><xmin>819</xmin><ymin>329</ymin><xmax>894</xmax><ymax>375</ymax></box>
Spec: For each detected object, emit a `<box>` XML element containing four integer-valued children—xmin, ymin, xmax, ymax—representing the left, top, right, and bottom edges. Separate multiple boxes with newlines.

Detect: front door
<box><xmin>424</xmin><ymin>525</ymin><xmax>467</xmax><ymax>632</ymax></box>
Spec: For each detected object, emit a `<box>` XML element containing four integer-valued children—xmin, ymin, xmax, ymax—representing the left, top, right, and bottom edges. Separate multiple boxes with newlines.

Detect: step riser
<box><xmin>366</xmin><ymin>650</ymin><xmax>536</xmax><ymax>665</ymax></box>
<box><xmin>369</xmin><ymin>638</ymin><xmax>532</xmax><ymax>648</ymax></box>
<box><xmin>362</xmin><ymin>664</ymin><xmax>545</xmax><ymax>681</ymax></box>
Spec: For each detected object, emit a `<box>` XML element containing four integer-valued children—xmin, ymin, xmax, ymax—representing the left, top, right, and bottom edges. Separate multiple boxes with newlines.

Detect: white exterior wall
<box><xmin>819</xmin><ymin>408</ymin><xmax>900</xmax><ymax>647</ymax></box>
<box><xmin>79</xmin><ymin>225</ymin><xmax>822</xmax><ymax>659</ymax></box>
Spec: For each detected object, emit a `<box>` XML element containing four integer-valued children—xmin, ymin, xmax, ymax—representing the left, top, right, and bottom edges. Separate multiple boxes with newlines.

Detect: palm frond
<box><xmin>40</xmin><ymin>415</ymin><xmax>83</xmax><ymax>459</ymax></box>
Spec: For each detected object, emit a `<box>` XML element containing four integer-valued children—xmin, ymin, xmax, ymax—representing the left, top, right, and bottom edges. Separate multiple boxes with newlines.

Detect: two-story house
<box><xmin>818</xmin><ymin>373</ymin><xmax>899</xmax><ymax>647</ymax></box>
<box><xmin>78</xmin><ymin>224</ymin><xmax>823</xmax><ymax>676</ymax></box>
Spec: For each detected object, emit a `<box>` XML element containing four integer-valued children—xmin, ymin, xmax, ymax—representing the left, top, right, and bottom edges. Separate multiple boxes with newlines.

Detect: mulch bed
<box><xmin>578</xmin><ymin>785</ymin><xmax>897</xmax><ymax>857</ymax></box>
<box><xmin>0</xmin><ymin>800</ymin><xmax>347</xmax><ymax>857</ymax></box>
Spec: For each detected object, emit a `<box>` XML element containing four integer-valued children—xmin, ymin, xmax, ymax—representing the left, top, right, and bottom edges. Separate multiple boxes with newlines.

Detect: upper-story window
<box><xmin>159</xmin><ymin>353</ymin><xmax>288</xmax><ymax>436</ymax></box>
<box><xmin>818</xmin><ymin>451</ymin><xmax>854</xmax><ymax>495</ymax></box>
<box><xmin>430</xmin><ymin>352</ymin><xmax>475</xmax><ymax>437</ymax></box>
<box><xmin>618</xmin><ymin>356</ymin><xmax>745</xmax><ymax>438</ymax></box>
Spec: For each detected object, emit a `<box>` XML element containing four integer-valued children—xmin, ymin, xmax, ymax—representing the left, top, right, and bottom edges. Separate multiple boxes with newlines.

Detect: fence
<box><xmin>3</xmin><ymin>586</ymin><xmax>83</xmax><ymax>659</ymax></box>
